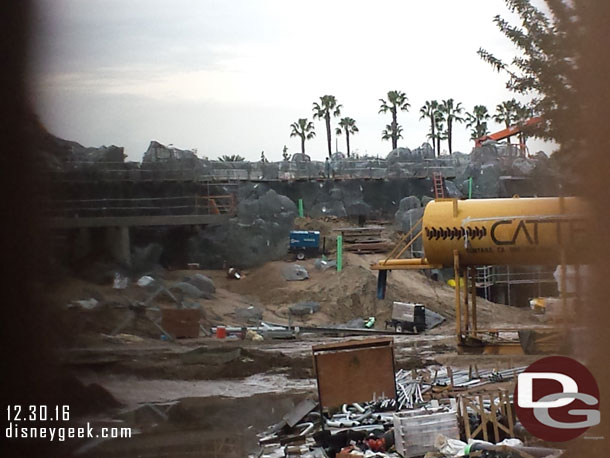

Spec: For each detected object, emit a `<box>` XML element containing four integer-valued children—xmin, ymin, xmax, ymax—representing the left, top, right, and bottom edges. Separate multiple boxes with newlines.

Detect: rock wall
<box><xmin>186</xmin><ymin>185</ymin><xmax>297</xmax><ymax>268</ymax></box>
<box><xmin>455</xmin><ymin>143</ymin><xmax>557</xmax><ymax>198</ymax></box>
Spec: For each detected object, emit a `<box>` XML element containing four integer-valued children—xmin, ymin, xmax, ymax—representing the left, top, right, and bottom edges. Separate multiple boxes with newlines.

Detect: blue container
<box><xmin>289</xmin><ymin>230</ymin><xmax>320</xmax><ymax>249</ymax></box>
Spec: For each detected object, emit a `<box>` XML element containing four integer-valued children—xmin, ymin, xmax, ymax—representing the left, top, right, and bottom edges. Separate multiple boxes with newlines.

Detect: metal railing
<box><xmin>46</xmin><ymin>158</ymin><xmax>457</xmax><ymax>182</ymax></box>
<box><xmin>46</xmin><ymin>194</ymin><xmax>236</xmax><ymax>218</ymax></box>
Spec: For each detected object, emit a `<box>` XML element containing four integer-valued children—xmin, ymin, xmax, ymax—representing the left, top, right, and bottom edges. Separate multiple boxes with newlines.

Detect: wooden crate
<box><xmin>312</xmin><ymin>338</ymin><xmax>396</xmax><ymax>409</ymax></box>
<box><xmin>161</xmin><ymin>309</ymin><xmax>201</xmax><ymax>338</ymax></box>
<box><xmin>393</xmin><ymin>410</ymin><xmax>459</xmax><ymax>457</ymax></box>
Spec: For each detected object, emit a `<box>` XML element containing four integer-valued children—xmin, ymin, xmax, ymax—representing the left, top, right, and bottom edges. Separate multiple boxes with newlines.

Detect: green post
<box><xmin>468</xmin><ymin>177</ymin><xmax>473</xmax><ymax>199</ymax></box>
<box><xmin>337</xmin><ymin>235</ymin><xmax>343</xmax><ymax>272</ymax></box>
<box><xmin>298</xmin><ymin>199</ymin><xmax>304</xmax><ymax>218</ymax></box>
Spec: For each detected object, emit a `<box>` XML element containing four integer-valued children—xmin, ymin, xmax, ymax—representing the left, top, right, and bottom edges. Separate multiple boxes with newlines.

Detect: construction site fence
<box><xmin>47</xmin><ymin>158</ymin><xmax>457</xmax><ymax>182</ymax></box>
<box><xmin>45</xmin><ymin>194</ymin><xmax>236</xmax><ymax>218</ymax></box>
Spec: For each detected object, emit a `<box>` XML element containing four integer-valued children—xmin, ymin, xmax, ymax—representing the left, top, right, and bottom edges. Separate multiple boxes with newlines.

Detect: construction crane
<box><xmin>371</xmin><ymin>196</ymin><xmax>589</xmax><ymax>354</ymax></box>
<box><xmin>474</xmin><ymin>116</ymin><xmax>543</xmax><ymax>154</ymax></box>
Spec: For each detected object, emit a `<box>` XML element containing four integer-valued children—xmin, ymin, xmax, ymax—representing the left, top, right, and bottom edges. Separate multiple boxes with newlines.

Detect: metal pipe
<box><xmin>454</xmin><ymin>250</ymin><xmax>462</xmax><ymax>341</ymax></box>
<box><xmin>376</xmin><ymin>258</ymin><xmax>432</xmax><ymax>267</ymax></box>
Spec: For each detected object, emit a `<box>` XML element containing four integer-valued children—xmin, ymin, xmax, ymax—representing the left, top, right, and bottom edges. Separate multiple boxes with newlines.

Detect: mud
<box><xmin>81</xmin><ymin>393</ymin><xmax>308</xmax><ymax>458</ymax></box>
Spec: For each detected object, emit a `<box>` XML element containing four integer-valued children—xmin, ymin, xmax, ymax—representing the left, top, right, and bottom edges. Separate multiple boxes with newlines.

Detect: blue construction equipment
<box><xmin>289</xmin><ymin>230</ymin><xmax>320</xmax><ymax>260</ymax></box>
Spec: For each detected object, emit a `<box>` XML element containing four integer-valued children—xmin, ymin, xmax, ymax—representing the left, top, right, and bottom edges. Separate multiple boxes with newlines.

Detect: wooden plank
<box><xmin>461</xmin><ymin>397</ymin><xmax>471</xmax><ymax>440</ymax></box>
<box><xmin>312</xmin><ymin>337</ymin><xmax>393</xmax><ymax>352</ymax></box>
<box><xmin>479</xmin><ymin>394</ymin><xmax>488</xmax><ymax>442</ymax></box>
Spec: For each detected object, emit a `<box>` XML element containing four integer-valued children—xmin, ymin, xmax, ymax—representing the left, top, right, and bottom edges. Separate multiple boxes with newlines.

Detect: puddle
<box><xmin>82</xmin><ymin>373</ymin><xmax>316</xmax><ymax>408</ymax></box>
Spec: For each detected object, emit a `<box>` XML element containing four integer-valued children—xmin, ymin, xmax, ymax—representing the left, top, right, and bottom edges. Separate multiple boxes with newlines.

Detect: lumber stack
<box><xmin>335</xmin><ymin>226</ymin><xmax>392</xmax><ymax>254</ymax></box>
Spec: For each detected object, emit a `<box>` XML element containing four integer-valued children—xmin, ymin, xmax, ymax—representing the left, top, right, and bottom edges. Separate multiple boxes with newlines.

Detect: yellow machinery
<box><xmin>372</xmin><ymin>196</ymin><xmax>588</xmax><ymax>354</ymax></box>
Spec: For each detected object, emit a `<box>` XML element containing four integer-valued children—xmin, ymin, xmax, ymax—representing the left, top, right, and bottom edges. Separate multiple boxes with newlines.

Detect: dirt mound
<box><xmin>351</xmin><ymin>254</ymin><xmax>534</xmax><ymax>326</ymax></box>
<box><xmin>181</xmin><ymin>252</ymin><xmax>534</xmax><ymax>328</ymax></box>
<box><xmin>293</xmin><ymin>216</ymin><xmax>337</xmax><ymax>237</ymax></box>
<box><xmin>55</xmin><ymin>249</ymin><xmax>536</xmax><ymax>341</ymax></box>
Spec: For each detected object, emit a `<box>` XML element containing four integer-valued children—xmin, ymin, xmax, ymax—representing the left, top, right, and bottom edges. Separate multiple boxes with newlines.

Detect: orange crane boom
<box><xmin>474</xmin><ymin>116</ymin><xmax>543</xmax><ymax>148</ymax></box>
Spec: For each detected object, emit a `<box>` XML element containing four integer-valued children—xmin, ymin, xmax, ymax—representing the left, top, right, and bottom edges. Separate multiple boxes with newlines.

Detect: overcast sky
<box><xmin>32</xmin><ymin>0</ymin><xmax>552</xmax><ymax>162</ymax></box>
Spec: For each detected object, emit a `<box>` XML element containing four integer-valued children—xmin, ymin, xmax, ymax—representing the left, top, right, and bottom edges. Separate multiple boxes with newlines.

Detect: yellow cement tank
<box><xmin>422</xmin><ymin>197</ymin><xmax>587</xmax><ymax>266</ymax></box>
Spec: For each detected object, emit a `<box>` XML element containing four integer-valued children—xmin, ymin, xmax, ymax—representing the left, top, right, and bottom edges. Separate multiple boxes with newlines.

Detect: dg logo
<box><xmin>514</xmin><ymin>356</ymin><xmax>600</xmax><ymax>442</ymax></box>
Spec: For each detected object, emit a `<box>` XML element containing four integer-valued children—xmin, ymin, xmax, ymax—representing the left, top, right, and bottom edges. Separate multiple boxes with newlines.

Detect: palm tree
<box><xmin>335</xmin><ymin>117</ymin><xmax>359</xmax><ymax>158</ymax></box>
<box><xmin>218</xmin><ymin>154</ymin><xmax>245</xmax><ymax>162</ymax></box>
<box><xmin>465</xmin><ymin>105</ymin><xmax>491</xmax><ymax>140</ymax></box>
<box><xmin>427</xmin><ymin>112</ymin><xmax>446</xmax><ymax>155</ymax></box>
<box><xmin>514</xmin><ymin>103</ymin><xmax>535</xmax><ymax>149</ymax></box>
<box><xmin>290</xmin><ymin>118</ymin><xmax>316</xmax><ymax>155</ymax></box>
<box><xmin>439</xmin><ymin>99</ymin><xmax>464</xmax><ymax>155</ymax></box>
<box><xmin>382</xmin><ymin>124</ymin><xmax>403</xmax><ymax>144</ymax></box>
<box><xmin>312</xmin><ymin>95</ymin><xmax>342</xmax><ymax>158</ymax></box>
<box><xmin>493</xmin><ymin>99</ymin><xmax>520</xmax><ymax>144</ymax></box>
<box><xmin>379</xmin><ymin>90</ymin><xmax>410</xmax><ymax>150</ymax></box>
<box><xmin>419</xmin><ymin>100</ymin><xmax>440</xmax><ymax>156</ymax></box>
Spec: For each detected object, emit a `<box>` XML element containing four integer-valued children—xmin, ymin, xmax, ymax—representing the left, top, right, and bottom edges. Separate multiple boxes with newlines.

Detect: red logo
<box><xmin>514</xmin><ymin>356</ymin><xmax>600</xmax><ymax>442</ymax></box>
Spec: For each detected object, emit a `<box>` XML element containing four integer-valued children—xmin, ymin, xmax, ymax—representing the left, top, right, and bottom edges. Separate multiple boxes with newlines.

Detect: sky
<box><xmin>31</xmin><ymin>0</ymin><xmax>553</xmax><ymax>162</ymax></box>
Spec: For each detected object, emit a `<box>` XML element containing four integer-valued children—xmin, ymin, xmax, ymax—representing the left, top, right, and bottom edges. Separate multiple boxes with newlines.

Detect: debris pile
<box><xmin>253</xmin><ymin>335</ymin><xmax>559</xmax><ymax>458</ymax></box>
<box><xmin>255</xmin><ymin>361</ymin><xmax>560</xmax><ymax>458</ymax></box>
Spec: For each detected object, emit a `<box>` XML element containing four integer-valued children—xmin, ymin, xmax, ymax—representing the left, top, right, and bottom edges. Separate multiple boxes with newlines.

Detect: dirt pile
<box><xmin>55</xmin><ymin>249</ymin><xmax>536</xmax><ymax>344</ymax></box>
<box><xmin>198</xmin><ymin>252</ymin><xmax>534</xmax><ymax>328</ymax></box>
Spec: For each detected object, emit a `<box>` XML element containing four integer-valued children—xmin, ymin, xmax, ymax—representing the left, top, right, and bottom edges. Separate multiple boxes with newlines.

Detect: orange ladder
<box><xmin>432</xmin><ymin>172</ymin><xmax>445</xmax><ymax>199</ymax></box>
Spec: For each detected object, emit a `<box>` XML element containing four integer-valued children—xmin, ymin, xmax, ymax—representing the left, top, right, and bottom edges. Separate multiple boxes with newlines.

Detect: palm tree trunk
<box><xmin>325</xmin><ymin>114</ymin><xmax>332</xmax><ymax>158</ymax></box>
<box><xmin>436</xmin><ymin>135</ymin><xmax>441</xmax><ymax>155</ymax></box>
<box><xmin>430</xmin><ymin>118</ymin><xmax>436</xmax><ymax>156</ymax></box>
<box><xmin>346</xmin><ymin>129</ymin><xmax>351</xmax><ymax>158</ymax></box>
<box><xmin>447</xmin><ymin>118</ymin><xmax>453</xmax><ymax>156</ymax></box>
<box><xmin>391</xmin><ymin>109</ymin><xmax>398</xmax><ymax>150</ymax></box>
<box><xmin>301</xmin><ymin>136</ymin><xmax>305</xmax><ymax>155</ymax></box>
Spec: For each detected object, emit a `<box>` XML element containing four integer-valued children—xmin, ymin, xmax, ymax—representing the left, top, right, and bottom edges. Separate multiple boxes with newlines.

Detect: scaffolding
<box><xmin>474</xmin><ymin>265</ymin><xmax>556</xmax><ymax>304</ymax></box>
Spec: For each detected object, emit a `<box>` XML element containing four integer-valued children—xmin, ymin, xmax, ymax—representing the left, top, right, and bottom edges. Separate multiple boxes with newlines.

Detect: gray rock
<box><xmin>410</xmin><ymin>142</ymin><xmax>436</xmax><ymax>160</ymax></box>
<box><xmin>131</xmin><ymin>243</ymin><xmax>164</xmax><ymax>274</ymax></box>
<box><xmin>511</xmin><ymin>157</ymin><xmax>536</xmax><ymax>176</ymax></box>
<box><xmin>398</xmin><ymin>196</ymin><xmax>421</xmax><ymax>212</ymax></box>
<box><xmin>282</xmin><ymin>264</ymin><xmax>309</xmax><ymax>281</ymax></box>
<box><xmin>329</xmin><ymin>187</ymin><xmax>344</xmax><ymax>201</ymax></box>
<box><xmin>444</xmin><ymin>180</ymin><xmax>463</xmax><ymax>198</ymax></box>
<box><xmin>72</xmin><ymin>145</ymin><xmax>125</xmax><ymax>163</ymax></box>
<box><xmin>394</xmin><ymin>206</ymin><xmax>424</xmax><ymax>233</ymax></box>
<box><xmin>289</xmin><ymin>301</ymin><xmax>321</xmax><ymax>316</ymax></box>
<box><xmin>258</xmin><ymin>189</ymin><xmax>284</xmax><ymax>217</ymax></box>
<box><xmin>386</xmin><ymin>147</ymin><xmax>412</xmax><ymax>162</ymax></box>
<box><xmin>345</xmin><ymin>200</ymin><xmax>371</xmax><ymax>217</ymax></box>
<box><xmin>142</xmin><ymin>140</ymin><xmax>199</xmax><ymax>163</ymax></box>
<box><xmin>183</xmin><ymin>273</ymin><xmax>216</xmax><ymax>295</ymax></box>
<box><xmin>291</xmin><ymin>153</ymin><xmax>311</xmax><ymax>162</ymax></box>
<box><xmin>422</xmin><ymin>196</ymin><xmax>434</xmax><ymax>207</ymax></box>
<box><xmin>169</xmin><ymin>282</ymin><xmax>207</xmax><ymax>299</ymax></box>
<box><xmin>235</xmin><ymin>306</ymin><xmax>263</xmax><ymax>322</ymax></box>
<box><xmin>311</xmin><ymin>200</ymin><xmax>347</xmax><ymax>218</ymax></box>
<box><xmin>425</xmin><ymin>309</ymin><xmax>445</xmax><ymax>330</ymax></box>
<box><xmin>314</xmin><ymin>259</ymin><xmax>337</xmax><ymax>270</ymax></box>
<box><xmin>187</xmin><ymin>187</ymin><xmax>297</xmax><ymax>269</ymax></box>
